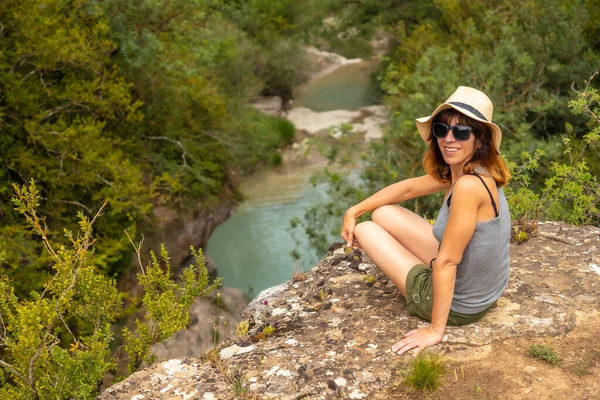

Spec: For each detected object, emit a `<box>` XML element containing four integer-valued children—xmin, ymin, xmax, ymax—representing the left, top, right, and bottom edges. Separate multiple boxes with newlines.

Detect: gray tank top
<box><xmin>432</xmin><ymin>172</ymin><xmax>511</xmax><ymax>314</ymax></box>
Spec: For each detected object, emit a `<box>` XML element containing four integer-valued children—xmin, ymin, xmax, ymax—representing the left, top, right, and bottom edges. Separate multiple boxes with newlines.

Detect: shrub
<box><xmin>507</xmin><ymin>74</ymin><xmax>600</xmax><ymax>226</ymax></box>
<box><xmin>276</xmin><ymin>117</ymin><xmax>296</xmax><ymax>143</ymax></box>
<box><xmin>0</xmin><ymin>181</ymin><xmax>219</xmax><ymax>398</ymax></box>
<box><xmin>271</xmin><ymin>152</ymin><xmax>284</xmax><ymax>166</ymax></box>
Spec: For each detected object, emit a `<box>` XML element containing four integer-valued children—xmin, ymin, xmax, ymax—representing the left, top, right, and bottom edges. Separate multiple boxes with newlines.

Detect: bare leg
<box><xmin>353</xmin><ymin>205</ymin><xmax>439</xmax><ymax>296</ymax></box>
<box><xmin>371</xmin><ymin>205</ymin><xmax>439</xmax><ymax>264</ymax></box>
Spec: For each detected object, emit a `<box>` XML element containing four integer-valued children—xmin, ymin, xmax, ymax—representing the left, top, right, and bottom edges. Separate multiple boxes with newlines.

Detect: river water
<box><xmin>206</xmin><ymin>61</ymin><xmax>380</xmax><ymax>298</ymax></box>
<box><xmin>294</xmin><ymin>60</ymin><xmax>380</xmax><ymax>111</ymax></box>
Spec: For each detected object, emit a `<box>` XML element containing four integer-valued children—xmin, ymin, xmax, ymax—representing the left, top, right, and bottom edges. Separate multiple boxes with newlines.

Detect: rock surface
<box><xmin>150</xmin><ymin>202</ymin><xmax>235</xmax><ymax>272</ymax></box>
<box><xmin>305</xmin><ymin>46</ymin><xmax>363</xmax><ymax>80</ymax></box>
<box><xmin>99</xmin><ymin>222</ymin><xmax>600</xmax><ymax>399</ymax></box>
<box><xmin>285</xmin><ymin>106</ymin><xmax>388</xmax><ymax>140</ymax></box>
<box><xmin>253</xmin><ymin>96</ymin><xmax>284</xmax><ymax>117</ymax></box>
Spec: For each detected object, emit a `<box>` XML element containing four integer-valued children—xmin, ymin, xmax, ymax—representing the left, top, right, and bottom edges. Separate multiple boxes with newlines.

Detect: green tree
<box><xmin>0</xmin><ymin>0</ymin><xmax>149</xmax><ymax>293</ymax></box>
<box><xmin>205</xmin><ymin>0</ymin><xmax>312</xmax><ymax>100</ymax></box>
<box><xmin>507</xmin><ymin>75</ymin><xmax>600</xmax><ymax>225</ymax></box>
<box><xmin>306</xmin><ymin>0</ymin><xmax>440</xmax><ymax>58</ymax></box>
<box><xmin>100</xmin><ymin>0</ymin><xmax>301</xmax><ymax>194</ymax></box>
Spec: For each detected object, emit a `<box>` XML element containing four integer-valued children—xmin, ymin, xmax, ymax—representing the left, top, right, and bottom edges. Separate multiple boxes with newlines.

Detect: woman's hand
<box><xmin>341</xmin><ymin>209</ymin><xmax>360</xmax><ymax>247</ymax></box>
<box><xmin>391</xmin><ymin>326</ymin><xmax>444</xmax><ymax>355</ymax></box>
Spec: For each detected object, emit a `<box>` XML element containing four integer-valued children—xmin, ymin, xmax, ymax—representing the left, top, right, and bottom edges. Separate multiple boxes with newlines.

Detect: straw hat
<box><xmin>415</xmin><ymin>86</ymin><xmax>502</xmax><ymax>153</ymax></box>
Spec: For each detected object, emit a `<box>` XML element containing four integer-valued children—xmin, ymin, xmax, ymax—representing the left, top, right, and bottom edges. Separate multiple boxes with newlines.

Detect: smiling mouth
<box><xmin>444</xmin><ymin>147</ymin><xmax>460</xmax><ymax>153</ymax></box>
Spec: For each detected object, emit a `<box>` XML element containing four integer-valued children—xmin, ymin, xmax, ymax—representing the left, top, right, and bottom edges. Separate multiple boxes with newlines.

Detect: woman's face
<box><xmin>436</xmin><ymin>114</ymin><xmax>476</xmax><ymax>168</ymax></box>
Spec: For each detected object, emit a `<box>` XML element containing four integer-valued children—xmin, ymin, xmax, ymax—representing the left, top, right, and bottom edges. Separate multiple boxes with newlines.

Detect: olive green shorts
<box><xmin>405</xmin><ymin>264</ymin><xmax>495</xmax><ymax>326</ymax></box>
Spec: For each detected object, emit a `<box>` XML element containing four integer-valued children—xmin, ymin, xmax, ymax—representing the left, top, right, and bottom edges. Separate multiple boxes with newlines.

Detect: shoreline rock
<box><xmin>285</xmin><ymin>105</ymin><xmax>388</xmax><ymax>141</ymax></box>
<box><xmin>305</xmin><ymin>46</ymin><xmax>363</xmax><ymax>80</ymax></box>
<box><xmin>253</xmin><ymin>46</ymin><xmax>389</xmax><ymax>144</ymax></box>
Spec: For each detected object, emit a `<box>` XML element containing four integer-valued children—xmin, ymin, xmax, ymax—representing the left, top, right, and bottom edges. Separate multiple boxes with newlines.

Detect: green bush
<box><xmin>507</xmin><ymin>75</ymin><xmax>600</xmax><ymax>226</ymax></box>
<box><xmin>276</xmin><ymin>117</ymin><xmax>297</xmax><ymax>143</ymax></box>
<box><xmin>0</xmin><ymin>181</ymin><xmax>219</xmax><ymax>398</ymax></box>
<box><xmin>271</xmin><ymin>153</ymin><xmax>284</xmax><ymax>166</ymax></box>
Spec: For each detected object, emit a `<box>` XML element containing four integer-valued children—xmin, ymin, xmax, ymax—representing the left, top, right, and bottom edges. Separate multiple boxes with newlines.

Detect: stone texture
<box><xmin>99</xmin><ymin>359</ymin><xmax>237</xmax><ymax>400</ymax></box>
<box><xmin>99</xmin><ymin>222</ymin><xmax>600</xmax><ymax>399</ymax></box>
<box><xmin>284</xmin><ymin>106</ymin><xmax>388</xmax><ymax>140</ymax></box>
<box><xmin>350</xmin><ymin>106</ymin><xmax>389</xmax><ymax>141</ymax></box>
<box><xmin>305</xmin><ymin>46</ymin><xmax>363</xmax><ymax>80</ymax></box>
<box><xmin>149</xmin><ymin>202</ymin><xmax>235</xmax><ymax>272</ymax></box>
<box><xmin>284</xmin><ymin>107</ymin><xmax>363</xmax><ymax>135</ymax></box>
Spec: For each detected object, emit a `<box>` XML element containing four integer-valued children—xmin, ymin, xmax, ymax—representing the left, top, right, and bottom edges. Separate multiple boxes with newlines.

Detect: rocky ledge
<box><xmin>99</xmin><ymin>222</ymin><xmax>600</xmax><ymax>399</ymax></box>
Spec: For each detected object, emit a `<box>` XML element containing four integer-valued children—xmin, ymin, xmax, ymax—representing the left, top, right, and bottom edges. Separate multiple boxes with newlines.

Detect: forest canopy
<box><xmin>0</xmin><ymin>0</ymin><xmax>312</xmax><ymax>295</ymax></box>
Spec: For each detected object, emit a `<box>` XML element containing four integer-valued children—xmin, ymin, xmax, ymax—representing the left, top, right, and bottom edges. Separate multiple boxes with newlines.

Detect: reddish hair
<box><xmin>422</xmin><ymin>109</ymin><xmax>510</xmax><ymax>186</ymax></box>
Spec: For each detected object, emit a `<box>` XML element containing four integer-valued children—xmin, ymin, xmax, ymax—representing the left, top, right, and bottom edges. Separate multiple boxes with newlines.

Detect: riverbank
<box><xmin>206</xmin><ymin>47</ymin><xmax>389</xmax><ymax>299</ymax></box>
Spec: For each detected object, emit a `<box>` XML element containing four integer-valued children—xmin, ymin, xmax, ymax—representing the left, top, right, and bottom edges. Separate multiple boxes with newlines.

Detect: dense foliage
<box><xmin>307</xmin><ymin>0</ymin><xmax>440</xmax><ymax>58</ymax></box>
<box><xmin>0</xmin><ymin>0</ymin><xmax>306</xmax><ymax>296</ymax></box>
<box><xmin>0</xmin><ymin>182</ymin><xmax>218</xmax><ymax>399</ymax></box>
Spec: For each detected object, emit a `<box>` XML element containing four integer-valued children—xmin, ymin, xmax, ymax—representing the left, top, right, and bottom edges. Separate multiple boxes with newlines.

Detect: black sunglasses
<box><xmin>432</xmin><ymin>122</ymin><xmax>474</xmax><ymax>141</ymax></box>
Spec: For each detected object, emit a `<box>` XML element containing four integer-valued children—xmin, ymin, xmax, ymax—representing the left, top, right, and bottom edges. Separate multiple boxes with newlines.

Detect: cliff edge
<box><xmin>99</xmin><ymin>222</ymin><xmax>600</xmax><ymax>399</ymax></box>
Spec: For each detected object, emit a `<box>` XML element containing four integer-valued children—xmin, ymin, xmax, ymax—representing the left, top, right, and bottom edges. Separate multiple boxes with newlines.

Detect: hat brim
<box><xmin>416</xmin><ymin>103</ymin><xmax>502</xmax><ymax>153</ymax></box>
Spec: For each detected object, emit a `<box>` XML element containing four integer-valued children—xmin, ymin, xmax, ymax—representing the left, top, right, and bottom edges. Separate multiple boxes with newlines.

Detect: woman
<box><xmin>341</xmin><ymin>86</ymin><xmax>511</xmax><ymax>355</ymax></box>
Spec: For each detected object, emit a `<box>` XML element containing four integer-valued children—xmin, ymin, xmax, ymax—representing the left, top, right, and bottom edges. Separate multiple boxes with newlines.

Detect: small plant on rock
<box><xmin>403</xmin><ymin>352</ymin><xmax>447</xmax><ymax>391</ymax></box>
<box><xmin>233</xmin><ymin>378</ymin><xmax>249</xmax><ymax>396</ymax></box>
<box><xmin>262</xmin><ymin>325</ymin><xmax>276</xmax><ymax>336</ymax></box>
<box><xmin>364</xmin><ymin>274</ymin><xmax>377</xmax><ymax>285</ymax></box>
<box><xmin>528</xmin><ymin>344</ymin><xmax>561</xmax><ymax>365</ymax></box>
<box><xmin>236</xmin><ymin>320</ymin><xmax>250</xmax><ymax>338</ymax></box>
<box><xmin>320</xmin><ymin>288</ymin><xmax>328</xmax><ymax>300</ymax></box>
<box><xmin>512</xmin><ymin>226</ymin><xmax>529</xmax><ymax>244</ymax></box>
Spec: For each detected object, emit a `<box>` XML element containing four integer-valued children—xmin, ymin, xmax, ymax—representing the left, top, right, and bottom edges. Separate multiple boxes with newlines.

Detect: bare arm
<box><xmin>348</xmin><ymin>174</ymin><xmax>448</xmax><ymax>217</ymax></box>
<box><xmin>392</xmin><ymin>175</ymin><xmax>485</xmax><ymax>354</ymax></box>
<box><xmin>341</xmin><ymin>174</ymin><xmax>449</xmax><ymax>246</ymax></box>
<box><xmin>429</xmin><ymin>176</ymin><xmax>481</xmax><ymax>333</ymax></box>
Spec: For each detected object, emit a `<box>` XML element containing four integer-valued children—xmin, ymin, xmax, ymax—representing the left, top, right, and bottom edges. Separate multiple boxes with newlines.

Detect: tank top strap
<box><xmin>445</xmin><ymin>172</ymin><xmax>499</xmax><ymax>217</ymax></box>
<box><xmin>470</xmin><ymin>171</ymin><xmax>499</xmax><ymax>216</ymax></box>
